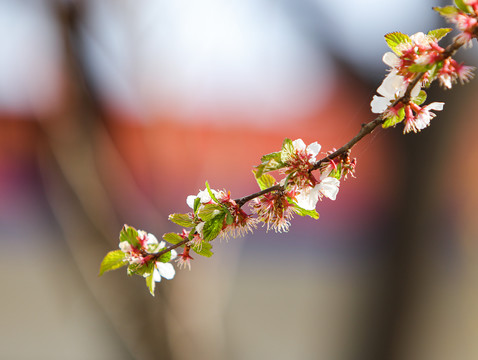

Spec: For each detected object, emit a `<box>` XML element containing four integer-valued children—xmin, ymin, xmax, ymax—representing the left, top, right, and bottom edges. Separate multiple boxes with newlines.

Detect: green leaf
<box><xmin>292</xmin><ymin>204</ymin><xmax>320</xmax><ymax>219</ymax></box>
<box><xmin>99</xmin><ymin>250</ymin><xmax>127</xmax><ymax>276</ymax></box>
<box><xmin>193</xmin><ymin>197</ymin><xmax>201</xmax><ymax>214</ymax></box>
<box><xmin>226</xmin><ymin>210</ymin><xmax>234</xmax><ymax>225</ymax></box>
<box><xmin>158</xmin><ymin>251</ymin><xmax>172</xmax><ymax>263</ymax></box>
<box><xmin>254</xmin><ymin>172</ymin><xmax>277</xmax><ymax>191</ymax></box>
<box><xmin>128</xmin><ymin>261</ymin><xmax>154</xmax><ymax>277</ymax></box>
<box><xmin>328</xmin><ymin>165</ymin><xmax>342</xmax><ymax>180</ymax></box>
<box><xmin>455</xmin><ymin>0</ymin><xmax>473</xmax><ymax>13</ymax></box>
<box><xmin>413</xmin><ymin>90</ymin><xmax>427</xmax><ymax>106</ymax></box>
<box><xmin>385</xmin><ymin>32</ymin><xmax>411</xmax><ymax>56</ymax></box>
<box><xmin>255</xmin><ymin>151</ymin><xmax>284</xmax><ymax>177</ymax></box>
<box><xmin>146</xmin><ymin>273</ymin><xmax>155</xmax><ymax>296</ymax></box>
<box><xmin>280</xmin><ymin>138</ymin><xmax>295</xmax><ymax>163</ymax></box>
<box><xmin>168</xmin><ymin>213</ymin><xmax>195</xmax><ymax>228</ymax></box>
<box><xmin>382</xmin><ymin>107</ymin><xmax>405</xmax><ymax>129</ymax></box>
<box><xmin>408</xmin><ymin>63</ymin><xmax>433</xmax><ymax>73</ymax></box>
<box><xmin>427</xmin><ymin>62</ymin><xmax>444</xmax><ymax>84</ymax></box>
<box><xmin>427</xmin><ymin>28</ymin><xmax>452</xmax><ymax>42</ymax></box>
<box><xmin>433</xmin><ymin>6</ymin><xmax>460</xmax><ymax>17</ymax></box>
<box><xmin>198</xmin><ymin>203</ymin><xmax>225</xmax><ymax>221</ymax></box>
<box><xmin>163</xmin><ymin>232</ymin><xmax>185</xmax><ymax>245</ymax></box>
<box><xmin>202</xmin><ymin>214</ymin><xmax>225</xmax><ymax>241</ymax></box>
<box><xmin>205</xmin><ymin>181</ymin><xmax>220</xmax><ymax>203</ymax></box>
<box><xmin>119</xmin><ymin>224</ymin><xmax>140</xmax><ymax>248</ymax></box>
<box><xmin>192</xmin><ymin>241</ymin><xmax>214</xmax><ymax>257</ymax></box>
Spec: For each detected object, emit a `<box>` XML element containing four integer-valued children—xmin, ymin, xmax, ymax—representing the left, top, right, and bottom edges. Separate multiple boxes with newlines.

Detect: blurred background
<box><xmin>1</xmin><ymin>0</ymin><xmax>477</xmax><ymax>359</ymax></box>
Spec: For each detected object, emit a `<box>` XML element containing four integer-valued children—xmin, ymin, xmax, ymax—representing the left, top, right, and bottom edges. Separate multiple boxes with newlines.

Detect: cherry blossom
<box><xmin>295</xmin><ymin>176</ymin><xmax>340</xmax><ymax>210</ymax></box>
<box><xmin>403</xmin><ymin>102</ymin><xmax>444</xmax><ymax>133</ymax></box>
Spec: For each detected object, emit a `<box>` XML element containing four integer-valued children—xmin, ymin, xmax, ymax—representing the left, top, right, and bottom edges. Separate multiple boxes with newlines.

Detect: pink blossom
<box><xmin>403</xmin><ymin>102</ymin><xmax>444</xmax><ymax>134</ymax></box>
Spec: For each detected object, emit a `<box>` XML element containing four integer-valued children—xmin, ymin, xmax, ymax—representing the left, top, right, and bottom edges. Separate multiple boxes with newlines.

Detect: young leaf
<box><xmin>146</xmin><ymin>274</ymin><xmax>155</xmax><ymax>296</ymax></box>
<box><xmin>226</xmin><ymin>209</ymin><xmax>234</xmax><ymax>225</ymax></box>
<box><xmin>328</xmin><ymin>164</ymin><xmax>342</xmax><ymax>180</ymax></box>
<box><xmin>99</xmin><ymin>250</ymin><xmax>127</xmax><ymax>276</ymax></box>
<box><xmin>254</xmin><ymin>171</ymin><xmax>277</xmax><ymax>191</ymax></box>
<box><xmin>280</xmin><ymin>138</ymin><xmax>295</xmax><ymax>163</ymax></box>
<box><xmin>158</xmin><ymin>251</ymin><xmax>172</xmax><ymax>263</ymax></box>
<box><xmin>427</xmin><ymin>28</ymin><xmax>452</xmax><ymax>42</ymax></box>
<box><xmin>205</xmin><ymin>181</ymin><xmax>220</xmax><ymax>204</ymax></box>
<box><xmin>408</xmin><ymin>63</ymin><xmax>433</xmax><ymax>73</ymax></box>
<box><xmin>119</xmin><ymin>224</ymin><xmax>140</xmax><ymax>248</ymax></box>
<box><xmin>455</xmin><ymin>0</ymin><xmax>473</xmax><ymax>13</ymax></box>
<box><xmin>413</xmin><ymin>90</ymin><xmax>427</xmax><ymax>106</ymax></box>
<box><xmin>128</xmin><ymin>261</ymin><xmax>154</xmax><ymax>277</ymax></box>
<box><xmin>202</xmin><ymin>214</ymin><xmax>225</xmax><ymax>241</ymax></box>
<box><xmin>193</xmin><ymin>197</ymin><xmax>201</xmax><ymax>214</ymax></box>
<box><xmin>163</xmin><ymin>232</ymin><xmax>185</xmax><ymax>245</ymax></box>
<box><xmin>433</xmin><ymin>6</ymin><xmax>460</xmax><ymax>17</ymax></box>
<box><xmin>385</xmin><ymin>32</ymin><xmax>411</xmax><ymax>56</ymax></box>
<box><xmin>292</xmin><ymin>204</ymin><xmax>320</xmax><ymax>219</ymax></box>
<box><xmin>168</xmin><ymin>213</ymin><xmax>195</xmax><ymax>228</ymax></box>
<box><xmin>192</xmin><ymin>241</ymin><xmax>214</xmax><ymax>257</ymax></box>
<box><xmin>382</xmin><ymin>107</ymin><xmax>405</xmax><ymax>129</ymax></box>
<box><xmin>198</xmin><ymin>203</ymin><xmax>225</xmax><ymax>221</ymax></box>
<box><xmin>255</xmin><ymin>152</ymin><xmax>285</xmax><ymax>177</ymax></box>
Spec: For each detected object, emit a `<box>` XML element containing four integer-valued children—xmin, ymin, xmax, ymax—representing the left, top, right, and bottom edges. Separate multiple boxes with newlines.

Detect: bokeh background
<box><xmin>1</xmin><ymin>0</ymin><xmax>478</xmax><ymax>359</ymax></box>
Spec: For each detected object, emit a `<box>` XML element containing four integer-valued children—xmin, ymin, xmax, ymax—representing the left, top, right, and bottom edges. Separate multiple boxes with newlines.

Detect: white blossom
<box><xmin>404</xmin><ymin>102</ymin><xmax>444</xmax><ymax>134</ymax></box>
<box><xmin>153</xmin><ymin>241</ymin><xmax>177</xmax><ymax>282</ymax></box>
<box><xmin>317</xmin><ymin>176</ymin><xmax>340</xmax><ymax>201</ymax></box>
<box><xmin>371</xmin><ymin>70</ymin><xmax>421</xmax><ymax>114</ymax></box>
<box><xmin>295</xmin><ymin>177</ymin><xmax>340</xmax><ymax>210</ymax></box>
<box><xmin>186</xmin><ymin>188</ymin><xmax>219</xmax><ymax>209</ymax></box>
<box><xmin>292</xmin><ymin>139</ymin><xmax>321</xmax><ymax>163</ymax></box>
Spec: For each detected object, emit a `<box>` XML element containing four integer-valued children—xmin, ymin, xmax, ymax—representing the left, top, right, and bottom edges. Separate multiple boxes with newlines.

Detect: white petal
<box><xmin>146</xmin><ymin>233</ymin><xmax>158</xmax><ymax>246</ymax></box>
<box><xmin>292</xmin><ymin>139</ymin><xmax>306</xmax><ymax>151</ymax></box>
<box><xmin>410</xmin><ymin>81</ymin><xmax>422</xmax><ymax>98</ymax></box>
<box><xmin>186</xmin><ymin>195</ymin><xmax>197</xmax><ymax>209</ymax></box>
<box><xmin>427</xmin><ymin>102</ymin><xmax>444</xmax><ymax>111</ymax></box>
<box><xmin>370</xmin><ymin>95</ymin><xmax>390</xmax><ymax>114</ymax></box>
<box><xmin>295</xmin><ymin>185</ymin><xmax>320</xmax><ymax>210</ymax></box>
<box><xmin>382</xmin><ymin>52</ymin><xmax>400</xmax><ymax>67</ymax></box>
<box><xmin>197</xmin><ymin>189</ymin><xmax>212</xmax><ymax>203</ymax></box>
<box><xmin>119</xmin><ymin>241</ymin><xmax>132</xmax><ymax>253</ymax></box>
<box><xmin>318</xmin><ymin>177</ymin><xmax>340</xmax><ymax>201</ymax></box>
<box><xmin>377</xmin><ymin>71</ymin><xmax>406</xmax><ymax>98</ymax></box>
<box><xmin>306</xmin><ymin>142</ymin><xmax>321</xmax><ymax>158</ymax></box>
<box><xmin>153</xmin><ymin>268</ymin><xmax>162</xmax><ymax>282</ymax></box>
<box><xmin>195</xmin><ymin>222</ymin><xmax>205</xmax><ymax>237</ymax></box>
<box><xmin>411</xmin><ymin>32</ymin><xmax>427</xmax><ymax>45</ymax></box>
<box><xmin>156</xmin><ymin>262</ymin><xmax>175</xmax><ymax>280</ymax></box>
<box><xmin>170</xmin><ymin>249</ymin><xmax>178</xmax><ymax>260</ymax></box>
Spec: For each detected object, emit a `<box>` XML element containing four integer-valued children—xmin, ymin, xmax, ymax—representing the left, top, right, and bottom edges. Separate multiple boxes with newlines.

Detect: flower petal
<box><xmin>156</xmin><ymin>262</ymin><xmax>175</xmax><ymax>280</ymax></box>
<box><xmin>146</xmin><ymin>233</ymin><xmax>159</xmax><ymax>246</ymax></box>
<box><xmin>119</xmin><ymin>241</ymin><xmax>132</xmax><ymax>253</ymax></box>
<box><xmin>382</xmin><ymin>52</ymin><xmax>400</xmax><ymax>67</ymax></box>
<box><xmin>370</xmin><ymin>95</ymin><xmax>390</xmax><ymax>114</ymax></box>
<box><xmin>292</xmin><ymin>139</ymin><xmax>306</xmax><ymax>151</ymax></box>
<box><xmin>427</xmin><ymin>102</ymin><xmax>444</xmax><ymax>111</ymax></box>
<box><xmin>153</xmin><ymin>268</ymin><xmax>162</xmax><ymax>282</ymax></box>
<box><xmin>318</xmin><ymin>177</ymin><xmax>340</xmax><ymax>201</ymax></box>
<box><xmin>296</xmin><ymin>185</ymin><xmax>320</xmax><ymax>210</ymax></box>
<box><xmin>186</xmin><ymin>195</ymin><xmax>197</xmax><ymax>209</ymax></box>
<box><xmin>306</xmin><ymin>142</ymin><xmax>321</xmax><ymax>158</ymax></box>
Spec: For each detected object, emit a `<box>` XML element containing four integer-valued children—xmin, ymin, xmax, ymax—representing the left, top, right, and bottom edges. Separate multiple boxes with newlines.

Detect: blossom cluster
<box><xmin>99</xmin><ymin>1</ymin><xmax>478</xmax><ymax>296</ymax></box>
<box><xmin>252</xmin><ymin>138</ymin><xmax>353</xmax><ymax>232</ymax></box>
<box><xmin>436</xmin><ymin>1</ymin><xmax>478</xmax><ymax>47</ymax></box>
<box><xmin>371</xmin><ymin>4</ymin><xmax>477</xmax><ymax>134</ymax></box>
<box><xmin>100</xmin><ymin>137</ymin><xmax>350</xmax><ymax>295</ymax></box>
